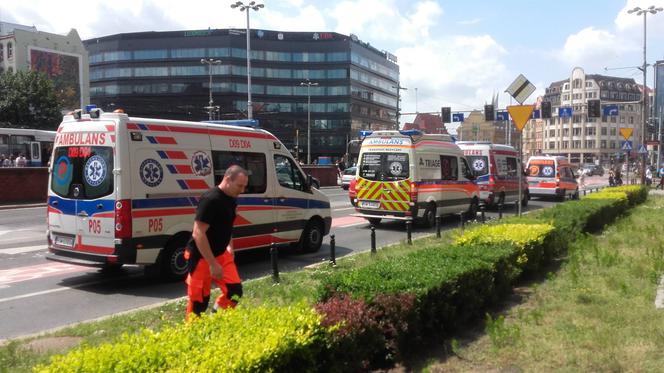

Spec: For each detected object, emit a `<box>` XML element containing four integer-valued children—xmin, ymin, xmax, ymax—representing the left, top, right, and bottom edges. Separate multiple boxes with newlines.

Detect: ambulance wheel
<box><xmin>300</xmin><ymin>220</ymin><xmax>324</xmax><ymax>253</ymax></box>
<box><xmin>421</xmin><ymin>203</ymin><xmax>437</xmax><ymax>228</ymax></box>
<box><xmin>160</xmin><ymin>235</ymin><xmax>189</xmax><ymax>281</ymax></box>
<box><xmin>521</xmin><ymin>191</ymin><xmax>529</xmax><ymax>207</ymax></box>
<box><xmin>367</xmin><ymin>218</ymin><xmax>382</xmax><ymax>226</ymax></box>
<box><xmin>464</xmin><ymin>199</ymin><xmax>478</xmax><ymax>220</ymax></box>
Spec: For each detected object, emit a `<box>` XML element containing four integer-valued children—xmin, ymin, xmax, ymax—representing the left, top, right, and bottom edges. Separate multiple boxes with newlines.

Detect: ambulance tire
<box><xmin>421</xmin><ymin>203</ymin><xmax>437</xmax><ymax>228</ymax></box>
<box><xmin>367</xmin><ymin>218</ymin><xmax>382</xmax><ymax>226</ymax></box>
<box><xmin>521</xmin><ymin>191</ymin><xmax>529</xmax><ymax>207</ymax></box>
<box><xmin>464</xmin><ymin>199</ymin><xmax>478</xmax><ymax>220</ymax></box>
<box><xmin>300</xmin><ymin>220</ymin><xmax>324</xmax><ymax>253</ymax></box>
<box><xmin>160</xmin><ymin>235</ymin><xmax>189</xmax><ymax>281</ymax></box>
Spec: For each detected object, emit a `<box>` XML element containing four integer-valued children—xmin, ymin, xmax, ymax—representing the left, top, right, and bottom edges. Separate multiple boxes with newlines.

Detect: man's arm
<box><xmin>192</xmin><ymin>220</ymin><xmax>223</xmax><ymax>279</ymax></box>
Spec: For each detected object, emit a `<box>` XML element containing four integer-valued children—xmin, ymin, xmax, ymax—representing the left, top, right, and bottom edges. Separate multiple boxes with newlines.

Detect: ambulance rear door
<box><xmin>49</xmin><ymin>123</ymin><xmax>117</xmax><ymax>256</ymax></box>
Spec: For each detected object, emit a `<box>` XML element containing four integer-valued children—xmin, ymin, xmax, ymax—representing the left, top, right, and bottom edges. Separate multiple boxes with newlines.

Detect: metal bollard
<box><xmin>329</xmin><ymin>234</ymin><xmax>336</xmax><ymax>266</ymax></box>
<box><xmin>584</xmin><ymin>189</ymin><xmax>586</xmax><ymax>196</ymax></box>
<box><xmin>498</xmin><ymin>203</ymin><xmax>503</xmax><ymax>219</ymax></box>
<box><xmin>270</xmin><ymin>242</ymin><xmax>280</xmax><ymax>284</ymax></box>
<box><xmin>514</xmin><ymin>200</ymin><xmax>519</xmax><ymax>216</ymax></box>
<box><xmin>435</xmin><ymin>215</ymin><xmax>441</xmax><ymax>238</ymax></box>
<box><xmin>459</xmin><ymin>212</ymin><xmax>465</xmax><ymax>233</ymax></box>
<box><xmin>480</xmin><ymin>205</ymin><xmax>486</xmax><ymax>223</ymax></box>
<box><xmin>406</xmin><ymin>220</ymin><xmax>412</xmax><ymax>245</ymax></box>
<box><xmin>370</xmin><ymin>225</ymin><xmax>376</xmax><ymax>253</ymax></box>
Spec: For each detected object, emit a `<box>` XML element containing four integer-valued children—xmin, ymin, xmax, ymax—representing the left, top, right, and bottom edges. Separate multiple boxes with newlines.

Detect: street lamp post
<box><xmin>200</xmin><ymin>58</ymin><xmax>221</xmax><ymax>121</ymax></box>
<box><xmin>231</xmin><ymin>1</ymin><xmax>264</xmax><ymax>120</ymax></box>
<box><xmin>629</xmin><ymin>5</ymin><xmax>662</xmax><ymax>183</ymax></box>
<box><xmin>392</xmin><ymin>84</ymin><xmax>408</xmax><ymax>130</ymax></box>
<box><xmin>300</xmin><ymin>79</ymin><xmax>318</xmax><ymax>164</ymax></box>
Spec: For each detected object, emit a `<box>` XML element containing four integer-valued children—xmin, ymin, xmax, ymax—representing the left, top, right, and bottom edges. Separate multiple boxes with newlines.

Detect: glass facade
<box><xmin>84</xmin><ymin>29</ymin><xmax>398</xmax><ymax>159</ymax></box>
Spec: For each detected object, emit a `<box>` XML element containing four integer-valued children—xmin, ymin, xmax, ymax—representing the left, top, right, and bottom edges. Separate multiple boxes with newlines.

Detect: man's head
<box><xmin>220</xmin><ymin>165</ymin><xmax>248</xmax><ymax>197</ymax></box>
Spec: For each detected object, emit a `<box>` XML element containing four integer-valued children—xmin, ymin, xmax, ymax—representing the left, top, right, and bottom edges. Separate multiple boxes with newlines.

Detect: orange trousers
<box><xmin>185</xmin><ymin>250</ymin><xmax>242</xmax><ymax>319</ymax></box>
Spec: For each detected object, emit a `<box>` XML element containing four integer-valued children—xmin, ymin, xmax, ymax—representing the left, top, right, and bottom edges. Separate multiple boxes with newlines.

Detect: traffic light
<box><xmin>588</xmin><ymin>99</ymin><xmax>601</xmax><ymax>118</ymax></box>
<box><xmin>484</xmin><ymin>104</ymin><xmax>494</xmax><ymax>121</ymax></box>
<box><xmin>541</xmin><ymin>101</ymin><xmax>552</xmax><ymax>119</ymax></box>
<box><xmin>441</xmin><ymin>107</ymin><xmax>451</xmax><ymax>123</ymax></box>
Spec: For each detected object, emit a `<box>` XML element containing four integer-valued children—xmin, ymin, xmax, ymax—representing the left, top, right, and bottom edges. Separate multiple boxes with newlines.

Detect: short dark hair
<box><xmin>224</xmin><ymin>165</ymin><xmax>248</xmax><ymax>180</ymax></box>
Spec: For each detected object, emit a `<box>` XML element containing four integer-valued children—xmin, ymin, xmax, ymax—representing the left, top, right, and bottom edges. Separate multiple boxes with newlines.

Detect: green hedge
<box><xmin>454</xmin><ymin>223</ymin><xmax>555</xmax><ymax>272</ymax></box>
<box><xmin>39</xmin><ymin>186</ymin><xmax>648</xmax><ymax>372</ymax></box>
<box><xmin>36</xmin><ymin>303</ymin><xmax>325</xmax><ymax>373</ymax></box>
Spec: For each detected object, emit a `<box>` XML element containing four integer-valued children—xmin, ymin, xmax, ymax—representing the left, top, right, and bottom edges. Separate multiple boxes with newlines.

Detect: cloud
<box><xmin>457</xmin><ymin>18</ymin><xmax>482</xmax><ymax>25</ymax></box>
<box><xmin>329</xmin><ymin>0</ymin><xmax>442</xmax><ymax>43</ymax></box>
<box><xmin>553</xmin><ymin>26</ymin><xmax>639</xmax><ymax>74</ymax></box>
<box><xmin>396</xmin><ymin>34</ymin><xmax>509</xmax><ymax>117</ymax></box>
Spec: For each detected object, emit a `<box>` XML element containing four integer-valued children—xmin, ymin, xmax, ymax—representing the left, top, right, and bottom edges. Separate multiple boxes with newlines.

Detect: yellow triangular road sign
<box><xmin>507</xmin><ymin>105</ymin><xmax>535</xmax><ymax>131</ymax></box>
<box><xmin>619</xmin><ymin>128</ymin><xmax>633</xmax><ymax>140</ymax></box>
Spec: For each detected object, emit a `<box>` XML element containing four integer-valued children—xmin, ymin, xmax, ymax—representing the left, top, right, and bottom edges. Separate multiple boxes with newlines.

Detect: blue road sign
<box><xmin>621</xmin><ymin>140</ymin><xmax>633</xmax><ymax>151</ymax></box>
<box><xmin>452</xmin><ymin>113</ymin><xmax>465</xmax><ymax>122</ymax></box>
<box><xmin>531</xmin><ymin>109</ymin><xmax>541</xmax><ymax>119</ymax></box>
<box><xmin>638</xmin><ymin>144</ymin><xmax>648</xmax><ymax>154</ymax></box>
<box><xmin>496</xmin><ymin>111</ymin><xmax>509</xmax><ymax>121</ymax></box>
<box><xmin>603</xmin><ymin>104</ymin><xmax>619</xmax><ymax>116</ymax></box>
<box><xmin>558</xmin><ymin>107</ymin><xmax>573</xmax><ymax>118</ymax></box>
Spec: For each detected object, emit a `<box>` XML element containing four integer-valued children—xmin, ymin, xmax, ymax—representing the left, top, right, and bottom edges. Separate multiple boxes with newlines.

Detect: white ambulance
<box><xmin>457</xmin><ymin>141</ymin><xmax>529</xmax><ymax>207</ymax></box>
<box><xmin>349</xmin><ymin>130</ymin><xmax>480</xmax><ymax>227</ymax></box>
<box><xmin>46</xmin><ymin>108</ymin><xmax>332</xmax><ymax>279</ymax></box>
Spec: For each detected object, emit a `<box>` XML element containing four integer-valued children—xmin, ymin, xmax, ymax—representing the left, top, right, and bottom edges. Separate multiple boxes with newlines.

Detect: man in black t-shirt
<box><xmin>185</xmin><ymin>165</ymin><xmax>248</xmax><ymax>319</ymax></box>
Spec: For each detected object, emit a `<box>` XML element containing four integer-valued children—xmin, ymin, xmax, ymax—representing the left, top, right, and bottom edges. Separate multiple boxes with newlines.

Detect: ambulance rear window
<box><xmin>467</xmin><ymin>156</ymin><xmax>489</xmax><ymax>176</ymax></box>
<box><xmin>359</xmin><ymin>152</ymin><xmax>409</xmax><ymax>181</ymax></box>
<box><xmin>51</xmin><ymin>146</ymin><xmax>114</xmax><ymax>199</ymax></box>
<box><xmin>527</xmin><ymin>160</ymin><xmax>556</xmax><ymax>178</ymax></box>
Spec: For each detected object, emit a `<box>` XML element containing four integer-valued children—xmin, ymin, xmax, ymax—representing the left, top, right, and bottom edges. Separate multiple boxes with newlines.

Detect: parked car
<box><xmin>340</xmin><ymin>166</ymin><xmax>357</xmax><ymax>190</ymax></box>
<box><xmin>581</xmin><ymin>163</ymin><xmax>604</xmax><ymax>176</ymax></box>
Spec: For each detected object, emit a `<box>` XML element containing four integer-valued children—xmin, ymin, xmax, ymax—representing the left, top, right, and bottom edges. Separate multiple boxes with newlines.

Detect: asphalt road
<box><xmin>0</xmin><ymin>178</ymin><xmax>606</xmax><ymax>340</ymax></box>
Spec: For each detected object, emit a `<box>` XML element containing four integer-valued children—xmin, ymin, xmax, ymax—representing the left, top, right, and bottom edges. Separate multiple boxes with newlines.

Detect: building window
<box><xmin>549</xmin><ymin>129</ymin><xmax>555</xmax><ymax>137</ymax></box>
<box><xmin>585</xmin><ymin>140</ymin><xmax>595</xmax><ymax>148</ymax></box>
<box><xmin>610</xmin><ymin>141</ymin><xmax>616</xmax><ymax>149</ymax></box>
<box><xmin>587</xmin><ymin>127</ymin><xmax>596</xmax><ymax>136</ymax></box>
<box><xmin>601</xmin><ymin>127</ymin><xmax>607</xmax><ymax>135</ymax></box>
<box><xmin>0</xmin><ymin>43</ymin><xmax>3</xmax><ymax>62</ymax></box>
<box><xmin>563</xmin><ymin>128</ymin><xmax>569</xmax><ymax>136</ymax></box>
<box><xmin>629</xmin><ymin>116</ymin><xmax>634</xmax><ymax>124</ymax></box>
<box><xmin>549</xmin><ymin>141</ymin><xmax>555</xmax><ymax>149</ymax></box>
<box><xmin>573</xmin><ymin>128</ymin><xmax>582</xmax><ymax>136</ymax></box>
<box><xmin>610</xmin><ymin>127</ymin><xmax>616</xmax><ymax>136</ymax></box>
<box><xmin>601</xmin><ymin>140</ymin><xmax>607</xmax><ymax>148</ymax></box>
<box><xmin>7</xmin><ymin>42</ymin><xmax>13</xmax><ymax>60</ymax></box>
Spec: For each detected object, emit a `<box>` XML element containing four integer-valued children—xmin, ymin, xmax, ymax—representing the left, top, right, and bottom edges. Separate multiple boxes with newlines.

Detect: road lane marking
<box><xmin>0</xmin><ymin>245</ymin><xmax>46</xmax><ymax>255</ymax></box>
<box><xmin>0</xmin><ymin>263</ymin><xmax>88</xmax><ymax>286</ymax></box>
<box><xmin>331</xmin><ymin>216</ymin><xmax>365</xmax><ymax>228</ymax></box>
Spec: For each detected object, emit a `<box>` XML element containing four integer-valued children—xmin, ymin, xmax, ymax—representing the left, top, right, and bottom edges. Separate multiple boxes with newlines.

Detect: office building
<box><xmin>84</xmin><ymin>29</ymin><xmax>399</xmax><ymax>160</ymax></box>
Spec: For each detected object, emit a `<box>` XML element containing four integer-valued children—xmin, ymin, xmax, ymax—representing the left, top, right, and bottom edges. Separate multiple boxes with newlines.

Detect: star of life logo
<box><xmin>84</xmin><ymin>155</ymin><xmax>107</xmax><ymax>187</ymax></box>
<box><xmin>140</xmin><ymin>159</ymin><xmax>164</xmax><ymax>187</ymax></box>
<box><xmin>191</xmin><ymin>151</ymin><xmax>212</xmax><ymax>176</ymax></box>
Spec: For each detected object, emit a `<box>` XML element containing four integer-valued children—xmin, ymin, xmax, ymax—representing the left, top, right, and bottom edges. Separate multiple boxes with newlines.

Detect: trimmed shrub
<box><xmin>609</xmin><ymin>185</ymin><xmax>648</xmax><ymax>206</ymax></box>
<box><xmin>454</xmin><ymin>223</ymin><xmax>555</xmax><ymax>272</ymax></box>
<box><xmin>36</xmin><ymin>303</ymin><xmax>325</xmax><ymax>373</ymax></box>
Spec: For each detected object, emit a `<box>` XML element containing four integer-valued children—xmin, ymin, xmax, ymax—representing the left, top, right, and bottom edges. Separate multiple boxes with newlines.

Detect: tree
<box><xmin>0</xmin><ymin>70</ymin><xmax>62</xmax><ymax>129</ymax></box>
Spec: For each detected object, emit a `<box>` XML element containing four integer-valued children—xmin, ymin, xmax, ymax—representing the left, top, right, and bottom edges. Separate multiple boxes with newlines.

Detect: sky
<box><xmin>2</xmin><ymin>0</ymin><xmax>664</xmax><ymax>126</ymax></box>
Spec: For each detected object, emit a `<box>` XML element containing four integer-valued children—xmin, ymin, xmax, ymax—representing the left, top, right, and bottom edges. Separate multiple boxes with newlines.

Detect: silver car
<box><xmin>340</xmin><ymin>166</ymin><xmax>357</xmax><ymax>190</ymax></box>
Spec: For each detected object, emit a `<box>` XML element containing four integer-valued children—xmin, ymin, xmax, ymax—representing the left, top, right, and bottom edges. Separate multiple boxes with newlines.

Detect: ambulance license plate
<box><xmin>359</xmin><ymin>201</ymin><xmax>380</xmax><ymax>209</ymax></box>
<box><xmin>54</xmin><ymin>235</ymin><xmax>74</xmax><ymax>248</ymax></box>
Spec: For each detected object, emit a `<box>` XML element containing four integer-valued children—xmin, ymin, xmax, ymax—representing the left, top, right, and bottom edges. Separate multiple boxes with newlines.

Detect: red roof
<box><xmin>402</xmin><ymin>113</ymin><xmax>448</xmax><ymax>134</ymax></box>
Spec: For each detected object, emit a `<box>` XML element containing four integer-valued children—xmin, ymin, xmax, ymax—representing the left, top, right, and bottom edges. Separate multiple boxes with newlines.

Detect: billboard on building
<box><xmin>29</xmin><ymin>47</ymin><xmax>82</xmax><ymax>111</ymax></box>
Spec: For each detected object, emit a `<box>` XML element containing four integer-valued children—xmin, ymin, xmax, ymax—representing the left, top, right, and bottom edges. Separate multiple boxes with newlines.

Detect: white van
<box><xmin>457</xmin><ymin>141</ymin><xmax>529</xmax><ymax>207</ymax></box>
<box><xmin>349</xmin><ymin>130</ymin><xmax>479</xmax><ymax>227</ymax></box>
<box><xmin>46</xmin><ymin>108</ymin><xmax>332</xmax><ymax>279</ymax></box>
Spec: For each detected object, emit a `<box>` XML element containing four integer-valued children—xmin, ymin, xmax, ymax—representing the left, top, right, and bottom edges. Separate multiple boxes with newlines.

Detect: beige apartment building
<box><xmin>457</xmin><ymin>110</ymin><xmax>521</xmax><ymax>148</ymax></box>
<box><xmin>523</xmin><ymin>67</ymin><xmax>644</xmax><ymax>166</ymax></box>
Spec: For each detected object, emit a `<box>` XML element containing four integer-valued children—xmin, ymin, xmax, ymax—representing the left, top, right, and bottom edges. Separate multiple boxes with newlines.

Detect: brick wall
<box><xmin>0</xmin><ymin>168</ymin><xmax>49</xmax><ymax>203</ymax></box>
